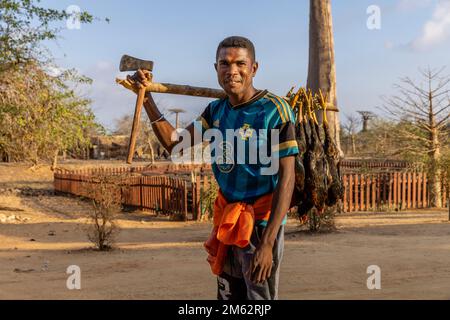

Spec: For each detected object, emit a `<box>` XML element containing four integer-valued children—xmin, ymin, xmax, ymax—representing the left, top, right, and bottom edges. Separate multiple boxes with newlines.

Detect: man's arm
<box><xmin>135</xmin><ymin>70</ymin><xmax>202</xmax><ymax>154</ymax></box>
<box><xmin>143</xmin><ymin>93</ymin><xmax>199</xmax><ymax>154</ymax></box>
<box><xmin>249</xmin><ymin>155</ymin><xmax>296</xmax><ymax>283</ymax></box>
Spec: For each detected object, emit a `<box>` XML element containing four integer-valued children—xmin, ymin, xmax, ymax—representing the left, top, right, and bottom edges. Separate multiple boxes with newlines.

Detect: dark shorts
<box><xmin>217</xmin><ymin>224</ymin><xmax>285</xmax><ymax>300</ymax></box>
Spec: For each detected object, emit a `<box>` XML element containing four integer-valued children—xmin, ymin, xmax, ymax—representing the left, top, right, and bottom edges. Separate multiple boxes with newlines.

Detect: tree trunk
<box><xmin>148</xmin><ymin>140</ymin><xmax>155</xmax><ymax>164</ymax></box>
<box><xmin>307</xmin><ymin>0</ymin><xmax>342</xmax><ymax>156</ymax></box>
<box><xmin>428</xmin><ymin>90</ymin><xmax>442</xmax><ymax>208</ymax></box>
<box><xmin>429</xmin><ymin>128</ymin><xmax>442</xmax><ymax>207</ymax></box>
<box><xmin>51</xmin><ymin>149</ymin><xmax>59</xmax><ymax>171</ymax></box>
<box><xmin>351</xmin><ymin>134</ymin><xmax>356</xmax><ymax>155</ymax></box>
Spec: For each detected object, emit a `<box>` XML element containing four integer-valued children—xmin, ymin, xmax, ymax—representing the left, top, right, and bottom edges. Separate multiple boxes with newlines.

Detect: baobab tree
<box><xmin>341</xmin><ymin>114</ymin><xmax>360</xmax><ymax>156</ymax></box>
<box><xmin>307</xmin><ymin>0</ymin><xmax>342</xmax><ymax>155</ymax></box>
<box><xmin>357</xmin><ymin>111</ymin><xmax>376</xmax><ymax>132</ymax></box>
<box><xmin>382</xmin><ymin>67</ymin><xmax>450</xmax><ymax>208</ymax></box>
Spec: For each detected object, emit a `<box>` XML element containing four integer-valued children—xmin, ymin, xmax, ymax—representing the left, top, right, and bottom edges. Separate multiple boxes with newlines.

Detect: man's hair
<box><xmin>216</xmin><ymin>36</ymin><xmax>256</xmax><ymax>62</ymax></box>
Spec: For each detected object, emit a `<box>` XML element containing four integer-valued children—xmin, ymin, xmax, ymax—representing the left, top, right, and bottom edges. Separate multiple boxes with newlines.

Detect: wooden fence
<box><xmin>341</xmin><ymin>159</ymin><xmax>410</xmax><ymax>170</ymax></box>
<box><xmin>54</xmin><ymin>167</ymin><xmax>216</xmax><ymax>220</ymax></box>
<box><xmin>342</xmin><ymin>171</ymin><xmax>448</xmax><ymax>212</ymax></box>
<box><xmin>54</xmin><ymin>165</ymin><xmax>448</xmax><ymax>218</ymax></box>
<box><xmin>54</xmin><ymin>160</ymin><xmax>412</xmax><ymax>177</ymax></box>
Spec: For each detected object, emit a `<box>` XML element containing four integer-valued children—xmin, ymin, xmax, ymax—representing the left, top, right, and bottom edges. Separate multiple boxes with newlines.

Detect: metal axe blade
<box><xmin>120</xmin><ymin>54</ymin><xmax>154</xmax><ymax>72</ymax></box>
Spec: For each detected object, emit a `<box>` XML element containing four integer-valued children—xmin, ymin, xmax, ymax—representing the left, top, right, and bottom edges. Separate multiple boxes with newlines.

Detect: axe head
<box><xmin>119</xmin><ymin>54</ymin><xmax>154</xmax><ymax>72</ymax></box>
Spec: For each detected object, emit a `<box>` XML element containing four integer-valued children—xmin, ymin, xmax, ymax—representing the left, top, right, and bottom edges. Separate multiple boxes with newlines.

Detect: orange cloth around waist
<box><xmin>203</xmin><ymin>190</ymin><xmax>273</xmax><ymax>275</ymax></box>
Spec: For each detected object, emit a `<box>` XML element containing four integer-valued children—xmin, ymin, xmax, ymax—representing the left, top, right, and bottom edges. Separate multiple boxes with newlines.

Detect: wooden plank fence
<box><xmin>341</xmin><ymin>159</ymin><xmax>411</xmax><ymax>170</ymax></box>
<box><xmin>342</xmin><ymin>171</ymin><xmax>448</xmax><ymax>212</ymax></box>
<box><xmin>54</xmin><ymin>166</ymin><xmax>448</xmax><ymax>219</ymax></box>
<box><xmin>54</xmin><ymin>171</ymin><xmax>190</xmax><ymax>219</ymax></box>
<box><xmin>55</xmin><ymin>160</ymin><xmax>412</xmax><ymax>176</ymax></box>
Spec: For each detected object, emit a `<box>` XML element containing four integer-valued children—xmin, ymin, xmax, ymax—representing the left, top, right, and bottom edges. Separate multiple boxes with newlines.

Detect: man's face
<box><xmin>215</xmin><ymin>47</ymin><xmax>258</xmax><ymax>97</ymax></box>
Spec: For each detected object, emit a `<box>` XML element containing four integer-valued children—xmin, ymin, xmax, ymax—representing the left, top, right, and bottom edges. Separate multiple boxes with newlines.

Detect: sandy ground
<box><xmin>1</xmin><ymin>161</ymin><xmax>450</xmax><ymax>300</ymax></box>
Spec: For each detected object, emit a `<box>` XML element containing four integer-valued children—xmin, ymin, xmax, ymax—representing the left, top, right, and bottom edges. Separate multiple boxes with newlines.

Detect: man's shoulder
<box><xmin>208</xmin><ymin>97</ymin><xmax>227</xmax><ymax>111</ymax></box>
<box><xmin>211</xmin><ymin>97</ymin><xmax>226</xmax><ymax>106</ymax></box>
<box><xmin>260</xmin><ymin>91</ymin><xmax>293</xmax><ymax>124</ymax></box>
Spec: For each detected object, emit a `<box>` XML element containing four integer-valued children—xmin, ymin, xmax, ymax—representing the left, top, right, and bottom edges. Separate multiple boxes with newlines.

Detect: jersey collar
<box><xmin>227</xmin><ymin>89</ymin><xmax>268</xmax><ymax>109</ymax></box>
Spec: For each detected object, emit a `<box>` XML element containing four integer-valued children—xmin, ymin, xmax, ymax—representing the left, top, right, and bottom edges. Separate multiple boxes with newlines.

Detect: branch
<box><xmin>385</xmin><ymin>96</ymin><xmax>427</xmax><ymax>120</ymax></box>
<box><xmin>436</xmin><ymin>113</ymin><xmax>450</xmax><ymax>128</ymax></box>
<box><xmin>434</xmin><ymin>103</ymin><xmax>450</xmax><ymax>117</ymax></box>
<box><xmin>416</xmin><ymin>120</ymin><xmax>433</xmax><ymax>133</ymax></box>
<box><xmin>399</xmin><ymin>77</ymin><xmax>428</xmax><ymax>97</ymax></box>
<box><xmin>397</xmin><ymin>127</ymin><xmax>431</xmax><ymax>143</ymax></box>
<box><xmin>432</xmin><ymin>87</ymin><xmax>450</xmax><ymax>97</ymax></box>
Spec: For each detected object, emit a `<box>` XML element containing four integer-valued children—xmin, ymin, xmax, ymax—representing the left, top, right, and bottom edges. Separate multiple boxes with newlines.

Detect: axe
<box><xmin>117</xmin><ymin>54</ymin><xmax>226</xmax><ymax>164</ymax></box>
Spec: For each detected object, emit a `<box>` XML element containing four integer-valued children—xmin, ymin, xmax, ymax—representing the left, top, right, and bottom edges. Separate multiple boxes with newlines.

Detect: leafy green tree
<box><xmin>0</xmin><ymin>60</ymin><xmax>101</xmax><ymax>167</ymax></box>
<box><xmin>0</xmin><ymin>0</ymin><xmax>106</xmax><ymax>167</ymax></box>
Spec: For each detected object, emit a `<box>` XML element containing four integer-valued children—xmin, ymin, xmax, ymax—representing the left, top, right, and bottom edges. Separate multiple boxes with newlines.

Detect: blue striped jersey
<box><xmin>195</xmin><ymin>89</ymin><xmax>299</xmax><ymax>207</ymax></box>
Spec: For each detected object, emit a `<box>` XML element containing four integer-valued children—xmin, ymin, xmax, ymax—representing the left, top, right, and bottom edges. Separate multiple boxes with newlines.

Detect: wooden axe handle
<box><xmin>116</xmin><ymin>78</ymin><xmax>340</xmax><ymax>111</ymax></box>
<box><xmin>144</xmin><ymin>82</ymin><xmax>227</xmax><ymax>99</ymax></box>
<box><xmin>126</xmin><ymin>86</ymin><xmax>146</xmax><ymax>164</ymax></box>
<box><xmin>116</xmin><ymin>78</ymin><xmax>226</xmax><ymax>99</ymax></box>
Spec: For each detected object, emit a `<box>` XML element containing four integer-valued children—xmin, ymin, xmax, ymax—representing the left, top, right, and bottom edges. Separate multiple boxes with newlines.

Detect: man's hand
<box><xmin>248</xmin><ymin>242</ymin><xmax>273</xmax><ymax>283</ymax></box>
<box><xmin>128</xmin><ymin>69</ymin><xmax>152</xmax><ymax>88</ymax></box>
<box><xmin>247</xmin><ymin>156</ymin><xmax>295</xmax><ymax>284</ymax></box>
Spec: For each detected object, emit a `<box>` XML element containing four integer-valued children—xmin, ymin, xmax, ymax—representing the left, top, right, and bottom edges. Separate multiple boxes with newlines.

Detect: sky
<box><xmin>40</xmin><ymin>0</ymin><xmax>450</xmax><ymax>132</ymax></box>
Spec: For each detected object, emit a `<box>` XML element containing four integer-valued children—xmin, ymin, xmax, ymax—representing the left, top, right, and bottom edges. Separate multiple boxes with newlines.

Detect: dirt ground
<box><xmin>1</xmin><ymin>161</ymin><xmax>450</xmax><ymax>300</ymax></box>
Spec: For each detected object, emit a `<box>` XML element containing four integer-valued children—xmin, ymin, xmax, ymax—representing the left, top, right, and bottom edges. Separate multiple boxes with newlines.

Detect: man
<box><xmin>134</xmin><ymin>36</ymin><xmax>298</xmax><ymax>300</ymax></box>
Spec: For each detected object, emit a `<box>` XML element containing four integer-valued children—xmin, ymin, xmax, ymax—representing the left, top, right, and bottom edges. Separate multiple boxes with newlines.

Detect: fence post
<box><xmin>158</xmin><ymin>176</ymin><xmax>162</xmax><ymax>214</ymax></box>
<box><xmin>371</xmin><ymin>174</ymin><xmax>376</xmax><ymax>210</ymax></box>
<box><xmin>168</xmin><ymin>177</ymin><xmax>172</xmax><ymax>215</ymax></box>
<box><xmin>354</xmin><ymin>174</ymin><xmax>359</xmax><ymax>212</ymax></box>
<box><xmin>360</xmin><ymin>174</ymin><xmax>365</xmax><ymax>211</ymax></box>
<box><xmin>348</xmin><ymin>174</ymin><xmax>353</xmax><ymax>213</ymax></box>
<box><xmin>366</xmin><ymin>175</ymin><xmax>371</xmax><ymax>211</ymax></box>
<box><xmin>183</xmin><ymin>181</ymin><xmax>188</xmax><ymax>220</ymax></box>
<box><xmin>195</xmin><ymin>175</ymin><xmax>201</xmax><ymax>221</ymax></box>
<box><xmin>407</xmin><ymin>172</ymin><xmax>411</xmax><ymax>209</ymax></box>
<box><xmin>412</xmin><ymin>172</ymin><xmax>416</xmax><ymax>209</ymax></box>
<box><xmin>423</xmin><ymin>173</ymin><xmax>427</xmax><ymax>208</ymax></box>
<box><xmin>139</xmin><ymin>176</ymin><xmax>143</xmax><ymax>210</ymax></box>
<box><xmin>162</xmin><ymin>177</ymin><xmax>166</xmax><ymax>214</ymax></box>
<box><xmin>343</xmin><ymin>175</ymin><xmax>348</xmax><ymax>212</ymax></box>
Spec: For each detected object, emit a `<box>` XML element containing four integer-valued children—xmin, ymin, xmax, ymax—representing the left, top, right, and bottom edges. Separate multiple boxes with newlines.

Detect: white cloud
<box><xmin>411</xmin><ymin>0</ymin><xmax>450</xmax><ymax>50</ymax></box>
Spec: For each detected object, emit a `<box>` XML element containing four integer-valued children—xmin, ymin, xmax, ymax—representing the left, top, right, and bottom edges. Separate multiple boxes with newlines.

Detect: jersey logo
<box><xmin>216</xmin><ymin>141</ymin><xmax>234</xmax><ymax>173</ymax></box>
<box><xmin>238</xmin><ymin>123</ymin><xmax>254</xmax><ymax>141</ymax></box>
<box><xmin>213</xmin><ymin>119</ymin><xmax>220</xmax><ymax>127</ymax></box>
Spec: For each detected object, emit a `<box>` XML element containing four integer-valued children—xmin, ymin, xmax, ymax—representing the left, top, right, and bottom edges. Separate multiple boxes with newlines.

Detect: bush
<box><xmin>85</xmin><ymin>174</ymin><xmax>123</xmax><ymax>251</ymax></box>
<box><xmin>307</xmin><ymin>206</ymin><xmax>337</xmax><ymax>233</ymax></box>
<box><xmin>200</xmin><ymin>178</ymin><xmax>219</xmax><ymax>221</ymax></box>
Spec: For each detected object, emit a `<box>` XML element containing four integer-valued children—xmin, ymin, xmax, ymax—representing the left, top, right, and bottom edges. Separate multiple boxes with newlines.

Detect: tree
<box><xmin>0</xmin><ymin>0</ymin><xmax>105</xmax><ymax>167</ymax></box>
<box><xmin>0</xmin><ymin>60</ymin><xmax>101</xmax><ymax>167</ymax></box>
<box><xmin>357</xmin><ymin>111</ymin><xmax>376</xmax><ymax>132</ymax></box>
<box><xmin>381</xmin><ymin>67</ymin><xmax>450</xmax><ymax>207</ymax></box>
<box><xmin>307</xmin><ymin>0</ymin><xmax>341</xmax><ymax>154</ymax></box>
<box><xmin>340</xmin><ymin>114</ymin><xmax>360</xmax><ymax>156</ymax></box>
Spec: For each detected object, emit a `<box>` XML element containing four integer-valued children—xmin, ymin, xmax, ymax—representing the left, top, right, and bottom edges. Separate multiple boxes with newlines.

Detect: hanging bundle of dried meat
<box><xmin>286</xmin><ymin>87</ymin><xmax>344</xmax><ymax>221</ymax></box>
<box><xmin>318</xmin><ymin>91</ymin><xmax>344</xmax><ymax>207</ymax></box>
